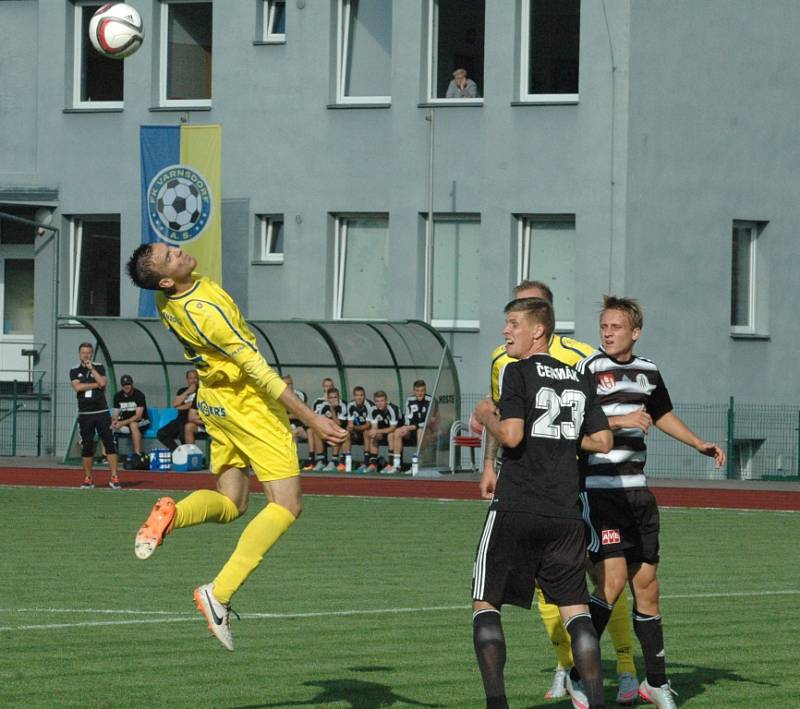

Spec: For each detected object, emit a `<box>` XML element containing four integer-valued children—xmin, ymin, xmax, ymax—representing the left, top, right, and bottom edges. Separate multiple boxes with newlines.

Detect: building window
<box><xmin>72</xmin><ymin>2</ymin><xmax>124</xmax><ymax>107</ymax></box>
<box><xmin>427</xmin><ymin>215</ymin><xmax>480</xmax><ymax>329</ymax></box>
<box><xmin>256</xmin><ymin>215</ymin><xmax>285</xmax><ymax>264</ymax></box>
<box><xmin>68</xmin><ymin>217</ymin><xmax>120</xmax><ymax>317</ymax></box>
<box><xmin>520</xmin><ymin>0</ymin><xmax>580</xmax><ymax>102</ymax></box>
<box><xmin>0</xmin><ymin>209</ymin><xmax>36</xmax><ymax>244</ymax></box>
<box><xmin>427</xmin><ymin>0</ymin><xmax>484</xmax><ymax>102</ymax></box>
<box><xmin>261</xmin><ymin>0</ymin><xmax>286</xmax><ymax>42</ymax></box>
<box><xmin>160</xmin><ymin>1</ymin><xmax>213</xmax><ymax>106</ymax></box>
<box><xmin>517</xmin><ymin>215</ymin><xmax>576</xmax><ymax>330</ymax></box>
<box><xmin>2</xmin><ymin>259</ymin><xmax>34</xmax><ymax>335</ymax></box>
<box><xmin>731</xmin><ymin>220</ymin><xmax>767</xmax><ymax>335</ymax></box>
<box><xmin>336</xmin><ymin>0</ymin><xmax>392</xmax><ymax>104</ymax></box>
<box><xmin>333</xmin><ymin>214</ymin><xmax>390</xmax><ymax>319</ymax></box>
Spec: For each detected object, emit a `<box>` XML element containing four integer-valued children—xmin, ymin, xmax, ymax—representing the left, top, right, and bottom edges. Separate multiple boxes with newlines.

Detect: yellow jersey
<box><xmin>490</xmin><ymin>335</ymin><xmax>595</xmax><ymax>402</ymax></box>
<box><xmin>157</xmin><ymin>276</ymin><xmax>287</xmax><ymax>402</ymax></box>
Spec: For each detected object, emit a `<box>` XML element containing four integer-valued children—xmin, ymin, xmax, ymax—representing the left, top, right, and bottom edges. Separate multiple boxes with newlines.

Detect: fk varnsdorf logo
<box><xmin>148</xmin><ymin>165</ymin><xmax>212</xmax><ymax>243</ymax></box>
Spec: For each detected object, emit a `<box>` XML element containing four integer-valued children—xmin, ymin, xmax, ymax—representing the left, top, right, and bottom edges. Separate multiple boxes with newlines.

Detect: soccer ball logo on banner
<box><xmin>147</xmin><ymin>166</ymin><xmax>212</xmax><ymax>243</ymax></box>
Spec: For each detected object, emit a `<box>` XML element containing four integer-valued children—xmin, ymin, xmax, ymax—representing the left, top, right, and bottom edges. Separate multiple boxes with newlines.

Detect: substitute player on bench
<box><xmin>485</xmin><ymin>280</ymin><xmax>639</xmax><ymax>703</ymax></box>
<box><xmin>126</xmin><ymin>242</ymin><xmax>345</xmax><ymax>651</ymax></box>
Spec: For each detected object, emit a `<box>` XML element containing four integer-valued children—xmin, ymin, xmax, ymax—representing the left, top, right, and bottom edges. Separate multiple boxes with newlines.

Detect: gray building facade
<box><xmin>1</xmin><ymin>0</ymin><xmax>798</xmax><ymax>423</ymax></box>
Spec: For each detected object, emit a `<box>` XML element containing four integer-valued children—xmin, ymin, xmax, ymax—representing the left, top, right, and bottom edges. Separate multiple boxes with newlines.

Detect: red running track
<box><xmin>1</xmin><ymin>466</ymin><xmax>799</xmax><ymax>510</ymax></box>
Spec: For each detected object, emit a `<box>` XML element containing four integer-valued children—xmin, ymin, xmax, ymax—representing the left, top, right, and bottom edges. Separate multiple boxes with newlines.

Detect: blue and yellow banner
<box><xmin>138</xmin><ymin>124</ymin><xmax>222</xmax><ymax>316</ymax></box>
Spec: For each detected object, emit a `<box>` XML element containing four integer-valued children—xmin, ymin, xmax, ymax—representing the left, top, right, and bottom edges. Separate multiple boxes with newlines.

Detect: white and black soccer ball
<box><xmin>89</xmin><ymin>3</ymin><xmax>144</xmax><ymax>60</ymax></box>
<box><xmin>156</xmin><ymin>177</ymin><xmax>202</xmax><ymax>233</ymax></box>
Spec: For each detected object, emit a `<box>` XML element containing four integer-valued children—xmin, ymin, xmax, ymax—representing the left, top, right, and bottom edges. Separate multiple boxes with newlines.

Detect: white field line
<box><xmin>0</xmin><ymin>590</ymin><xmax>797</xmax><ymax>632</ymax></box>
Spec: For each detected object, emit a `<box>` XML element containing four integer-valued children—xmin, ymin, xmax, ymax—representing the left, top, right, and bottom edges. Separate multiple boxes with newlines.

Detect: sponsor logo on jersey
<box><xmin>636</xmin><ymin>373</ymin><xmax>650</xmax><ymax>390</ymax></box>
<box><xmin>597</xmin><ymin>372</ymin><xmax>616</xmax><ymax>391</ymax></box>
<box><xmin>198</xmin><ymin>401</ymin><xmax>226</xmax><ymax>417</ymax></box>
<box><xmin>601</xmin><ymin>529</ymin><xmax>621</xmax><ymax>545</ymax></box>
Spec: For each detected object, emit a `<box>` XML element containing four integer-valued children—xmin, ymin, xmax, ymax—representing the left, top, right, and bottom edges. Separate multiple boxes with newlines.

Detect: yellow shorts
<box><xmin>197</xmin><ymin>383</ymin><xmax>299</xmax><ymax>482</ymax></box>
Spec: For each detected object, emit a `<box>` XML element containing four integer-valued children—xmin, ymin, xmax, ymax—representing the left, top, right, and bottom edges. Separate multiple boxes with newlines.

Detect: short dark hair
<box><xmin>504</xmin><ymin>297</ymin><xmax>555</xmax><ymax>339</ymax></box>
<box><xmin>353</xmin><ymin>386</ymin><xmax>365</xmax><ymax>395</ymax></box>
<box><xmin>602</xmin><ymin>295</ymin><xmax>643</xmax><ymax>330</ymax></box>
<box><xmin>373</xmin><ymin>390</ymin><xmax>387</xmax><ymax>399</ymax></box>
<box><xmin>413</xmin><ymin>380</ymin><xmax>426</xmax><ymax>388</ymax></box>
<box><xmin>514</xmin><ymin>280</ymin><xmax>553</xmax><ymax>304</ymax></box>
<box><xmin>327</xmin><ymin>387</ymin><xmax>340</xmax><ymax>397</ymax></box>
<box><xmin>78</xmin><ymin>342</ymin><xmax>93</xmax><ymax>351</ymax></box>
<box><xmin>126</xmin><ymin>243</ymin><xmax>162</xmax><ymax>291</ymax></box>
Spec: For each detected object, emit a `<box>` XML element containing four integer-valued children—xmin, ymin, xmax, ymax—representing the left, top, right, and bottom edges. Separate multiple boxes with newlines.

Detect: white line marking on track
<box><xmin>0</xmin><ymin>590</ymin><xmax>797</xmax><ymax>632</ymax></box>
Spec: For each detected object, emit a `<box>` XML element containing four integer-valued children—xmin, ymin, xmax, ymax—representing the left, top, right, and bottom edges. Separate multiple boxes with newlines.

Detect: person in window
<box><xmin>112</xmin><ymin>374</ymin><xmax>151</xmax><ymax>457</ymax></box>
<box><xmin>446</xmin><ymin>68</ymin><xmax>479</xmax><ymax>98</ymax></box>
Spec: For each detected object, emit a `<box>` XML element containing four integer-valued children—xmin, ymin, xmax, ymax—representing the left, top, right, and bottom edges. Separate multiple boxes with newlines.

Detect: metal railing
<box><xmin>458</xmin><ymin>394</ymin><xmax>800</xmax><ymax>481</ymax></box>
<box><xmin>0</xmin><ymin>371</ymin><xmax>49</xmax><ymax>456</ymax></box>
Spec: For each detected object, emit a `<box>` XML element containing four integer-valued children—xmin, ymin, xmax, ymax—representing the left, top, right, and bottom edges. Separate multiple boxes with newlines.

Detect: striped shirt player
<box><xmin>385</xmin><ymin>382</ymin><xmax>432</xmax><ymax>474</ymax></box>
<box><xmin>361</xmin><ymin>391</ymin><xmax>402</xmax><ymax>472</ymax></box>
<box><xmin>570</xmin><ymin>296</ymin><xmax>725</xmax><ymax>708</ymax></box>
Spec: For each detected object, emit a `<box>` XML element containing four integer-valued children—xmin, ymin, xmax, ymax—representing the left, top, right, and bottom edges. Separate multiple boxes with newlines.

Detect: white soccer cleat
<box><xmin>544</xmin><ymin>666</ymin><xmax>568</xmax><ymax>699</ymax></box>
<box><xmin>639</xmin><ymin>679</ymin><xmax>678</xmax><ymax>708</ymax></box>
<box><xmin>193</xmin><ymin>583</ymin><xmax>235</xmax><ymax>651</ymax></box>
<box><xmin>616</xmin><ymin>672</ymin><xmax>639</xmax><ymax>705</ymax></box>
<box><xmin>565</xmin><ymin>674</ymin><xmax>590</xmax><ymax>709</ymax></box>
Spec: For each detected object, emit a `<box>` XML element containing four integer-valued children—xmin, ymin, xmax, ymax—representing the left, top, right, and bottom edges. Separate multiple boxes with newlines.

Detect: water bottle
<box><xmin>344</xmin><ymin>452</ymin><xmax>352</xmax><ymax>473</ymax></box>
<box><xmin>411</xmin><ymin>454</ymin><xmax>419</xmax><ymax>476</ymax></box>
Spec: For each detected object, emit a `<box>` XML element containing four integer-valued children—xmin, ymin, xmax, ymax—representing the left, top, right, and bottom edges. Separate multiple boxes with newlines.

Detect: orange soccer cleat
<box><xmin>134</xmin><ymin>496</ymin><xmax>177</xmax><ymax>560</ymax></box>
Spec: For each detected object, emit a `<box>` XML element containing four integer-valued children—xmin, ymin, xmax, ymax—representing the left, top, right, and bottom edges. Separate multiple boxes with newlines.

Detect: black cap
<box><xmin>121</xmin><ymin>375</ymin><xmax>133</xmax><ymax>385</ymax></box>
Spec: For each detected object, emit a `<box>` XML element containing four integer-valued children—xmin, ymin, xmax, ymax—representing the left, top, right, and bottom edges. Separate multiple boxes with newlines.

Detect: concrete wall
<box><xmin>0</xmin><ymin>0</ymin><xmax>797</xmax><ymax>412</ymax></box>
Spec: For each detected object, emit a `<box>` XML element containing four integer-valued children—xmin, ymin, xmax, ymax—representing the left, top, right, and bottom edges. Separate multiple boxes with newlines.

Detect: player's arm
<box><xmin>71</xmin><ymin>378</ymin><xmax>97</xmax><ymax>393</ymax></box>
<box><xmin>90</xmin><ymin>365</ymin><xmax>108</xmax><ymax>389</ymax></box>
<box><xmin>474</xmin><ymin>399</ymin><xmax>523</xmax><ymax>448</ymax></box>
<box><xmin>581</xmin><ymin>429</ymin><xmax>613</xmax><ymax>453</ymax></box>
<box><xmin>654</xmin><ymin>411</ymin><xmax>726</xmax><ymax>467</ymax></box>
<box><xmin>277</xmin><ymin>387</ymin><xmax>346</xmax><ymax>446</ymax></box>
<box><xmin>172</xmin><ymin>386</ymin><xmax>195</xmax><ymax>409</ymax></box>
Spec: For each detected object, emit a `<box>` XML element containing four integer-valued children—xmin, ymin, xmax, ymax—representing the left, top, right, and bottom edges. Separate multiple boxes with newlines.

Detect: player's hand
<box><xmin>473</xmin><ymin>398</ymin><xmax>498</xmax><ymax>426</ymax></box>
<box><xmin>479</xmin><ymin>462</ymin><xmax>497</xmax><ymax>500</ymax></box>
<box><xmin>696</xmin><ymin>441</ymin><xmax>726</xmax><ymax>468</ymax></box>
<box><xmin>310</xmin><ymin>413</ymin><xmax>348</xmax><ymax>446</ymax></box>
<box><xmin>623</xmin><ymin>406</ymin><xmax>652</xmax><ymax>433</ymax></box>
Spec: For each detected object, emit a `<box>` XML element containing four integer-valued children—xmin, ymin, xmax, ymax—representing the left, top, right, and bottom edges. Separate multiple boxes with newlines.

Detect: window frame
<box><xmin>158</xmin><ymin>0</ymin><xmax>213</xmax><ymax>109</ymax></box>
<box><xmin>260</xmin><ymin>0</ymin><xmax>286</xmax><ymax>44</ymax></box>
<box><xmin>425</xmin><ymin>213</ymin><xmax>481</xmax><ymax>330</ymax></box>
<box><xmin>518</xmin><ymin>0</ymin><xmax>580</xmax><ymax>105</ymax></box>
<box><xmin>0</xmin><ymin>256</ymin><xmax>35</xmax><ymax>338</ymax></box>
<box><xmin>255</xmin><ymin>214</ymin><xmax>285</xmax><ymax>264</ymax></box>
<box><xmin>516</xmin><ymin>213</ymin><xmax>576</xmax><ymax>332</ymax></box>
<box><xmin>67</xmin><ymin>215</ymin><xmax>121</xmax><ymax>317</ymax></box>
<box><xmin>425</xmin><ymin>0</ymin><xmax>484</xmax><ymax>106</ymax></box>
<box><xmin>332</xmin><ymin>213</ymin><xmax>390</xmax><ymax>321</ymax></box>
<box><xmin>71</xmin><ymin>1</ymin><xmax>124</xmax><ymax>109</ymax></box>
<box><xmin>730</xmin><ymin>219</ymin><xmax>767</xmax><ymax>337</ymax></box>
<box><xmin>334</xmin><ymin>0</ymin><xmax>392</xmax><ymax>106</ymax></box>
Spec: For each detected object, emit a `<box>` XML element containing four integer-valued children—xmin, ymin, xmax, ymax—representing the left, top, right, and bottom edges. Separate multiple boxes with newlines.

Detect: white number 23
<box><xmin>531</xmin><ymin>387</ymin><xmax>586</xmax><ymax>440</ymax></box>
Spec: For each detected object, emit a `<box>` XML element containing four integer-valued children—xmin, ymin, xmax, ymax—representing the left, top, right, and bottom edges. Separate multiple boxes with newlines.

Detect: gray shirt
<box><xmin>445</xmin><ymin>78</ymin><xmax>479</xmax><ymax>98</ymax></box>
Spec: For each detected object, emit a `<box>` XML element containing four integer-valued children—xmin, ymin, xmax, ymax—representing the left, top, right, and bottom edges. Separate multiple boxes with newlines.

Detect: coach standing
<box><xmin>471</xmin><ymin>297</ymin><xmax>612</xmax><ymax>709</ymax></box>
<box><xmin>70</xmin><ymin>342</ymin><xmax>120</xmax><ymax>489</ymax></box>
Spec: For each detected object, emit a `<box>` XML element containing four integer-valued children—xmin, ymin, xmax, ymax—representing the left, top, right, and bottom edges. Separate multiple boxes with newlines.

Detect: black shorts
<box><xmin>349</xmin><ymin>429</ymin><xmax>365</xmax><ymax>445</ymax></box>
<box><xmin>401</xmin><ymin>429</ymin><xmax>419</xmax><ymax>447</ymax></box>
<box><xmin>78</xmin><ymin>411</ymin><xmax>117</xmax><ymax>457</ymax></box>
<box><xmin>472</xmin><ymin>510</ymin><xmax>589</xmax><ymax>609</ymax></box>
<box><xmin>585</xmin><ymin>488</ymin><xmax>660</xmax><ymax>565</ymax></box>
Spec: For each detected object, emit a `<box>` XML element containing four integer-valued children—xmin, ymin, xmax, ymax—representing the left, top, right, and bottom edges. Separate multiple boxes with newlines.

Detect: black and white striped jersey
<box><xmin>576</xmin><ymin>349</ymin><xmax>673</xmax><ymax>490</ymax></box>
<box><xmin>370</xmin><ymin>403</ymin><xmax>403</xmax><ymax>429</ymax></box>
<box><xmin>347</xmin><ymin>399</ymin><xmax>375</xmax><ymax>425</ymax></box>
<box><xmin>318</xmin><ymin>401</ymin><xmax>347</xmax><ymax>427</ymax></box>
<box><xmin>403</xmin><ymin>394</ymin><xmax>432</xmax><ymax>428</ymax></box>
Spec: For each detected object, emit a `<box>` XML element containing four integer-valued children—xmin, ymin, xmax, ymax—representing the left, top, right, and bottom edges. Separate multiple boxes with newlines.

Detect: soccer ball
<box><xmin>89</xmin><ymin>3</ymin><xmax>144</xmax><ymax>60</ymax></box>
<box><xmin>156</xmin><ymin>178</ymin><xmax>202</xmax><ymax>233</ymax></box>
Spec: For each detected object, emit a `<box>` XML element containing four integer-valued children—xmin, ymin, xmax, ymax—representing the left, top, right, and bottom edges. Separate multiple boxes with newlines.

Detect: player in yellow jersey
<box><xmin>483</xmin><ymin>280</ymin><xmax>639</xmax><ymax>704</ymax></box>
<box><xmin>126</xmin><ymin>243</ymin><xmax>346</xmax><ymax>651</ymax></box>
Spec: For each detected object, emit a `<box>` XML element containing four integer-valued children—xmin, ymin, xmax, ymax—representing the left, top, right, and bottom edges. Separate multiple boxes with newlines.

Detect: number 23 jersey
<box><xmin>492</xmin><ymin>353</ymin><xmax>608</xmax><ymax>519</ymax></box>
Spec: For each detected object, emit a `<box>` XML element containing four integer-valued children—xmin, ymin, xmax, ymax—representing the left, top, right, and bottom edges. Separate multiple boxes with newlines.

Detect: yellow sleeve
<box><xmin>184</xmin><ymin>299</ymin><xmax>287</xmax><ymax>401</ymax></box>
<box><xmin>490</xmin><ymin>344</ymin><xmax>510</xmax><ymax>403</ymax></box>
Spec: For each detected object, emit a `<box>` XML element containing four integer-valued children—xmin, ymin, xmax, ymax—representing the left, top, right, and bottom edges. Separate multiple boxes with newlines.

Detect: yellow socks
<box><xmin>536</xmin><ymin>587</ymin><xmax>574</xmax><ymax>668</ymax></box>
<box><xmin>174</xmin><ymin>489</ymin><xmax>241</xmax><ymax>529</ymax></box>
<box><xmin>212</xmin><ymin>502</ymin><xmax>296</xmax><ymax>604</ymax></box>
<box><xmin>607</xmin><ymin>591</ymin><xmax>637</xmax><ymax>675</ymax></box>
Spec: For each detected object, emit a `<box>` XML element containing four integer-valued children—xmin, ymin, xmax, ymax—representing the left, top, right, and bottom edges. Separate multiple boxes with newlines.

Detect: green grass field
<box><xmin>1</xmin><ymin>486</ymin><xmax>798</xmax><ymax>708</ymax></box>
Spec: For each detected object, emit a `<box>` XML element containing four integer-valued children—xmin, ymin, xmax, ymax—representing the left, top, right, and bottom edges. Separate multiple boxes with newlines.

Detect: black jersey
<box><xmin>403</xmin><ymin>394</ymin><xmax>432</xmax><ymax>427</ymax></box>
<box><xmin>370</xmin><ymin>403</ymin><xmax>402</xmax><ymax>429</ymax></box>
<box><xmin>491</xmin><ymin>353</ymin><xmax>608</xmax><ymax>519</ymax></box>
<box><xmin>319</xmin><ymin>401</ymin><xmax>348</xmax><ymax>427</ymax></box>
<box><xmin>311</xmin><ymin>395</ymin><xmax>328</xmax><ymax>415</ymax></box>
<box><xmin>69</xmin><ymin>363</ymin><xmax>110</xmax><ymax>414</ymax></box>
<box><xmin>347</xmin><ymin>399</ymin><xmax>375</xmax><ymax>425</ymax></box>
<box><xmin>113</xmin><ymin>388</ymin><xmax>148</xmax><ymax>422</ymax></box>
<box><xmin>576</xmin><ymin>349</ymin><xmax>672</xmax><ymax>490</ymax></box>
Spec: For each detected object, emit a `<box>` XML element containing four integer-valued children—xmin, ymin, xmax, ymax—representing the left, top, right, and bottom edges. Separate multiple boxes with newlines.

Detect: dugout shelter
<box><xmin>60</xmin><ymin>317</ymin><xmax>460</xmax><ymax>472</ymax></box>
